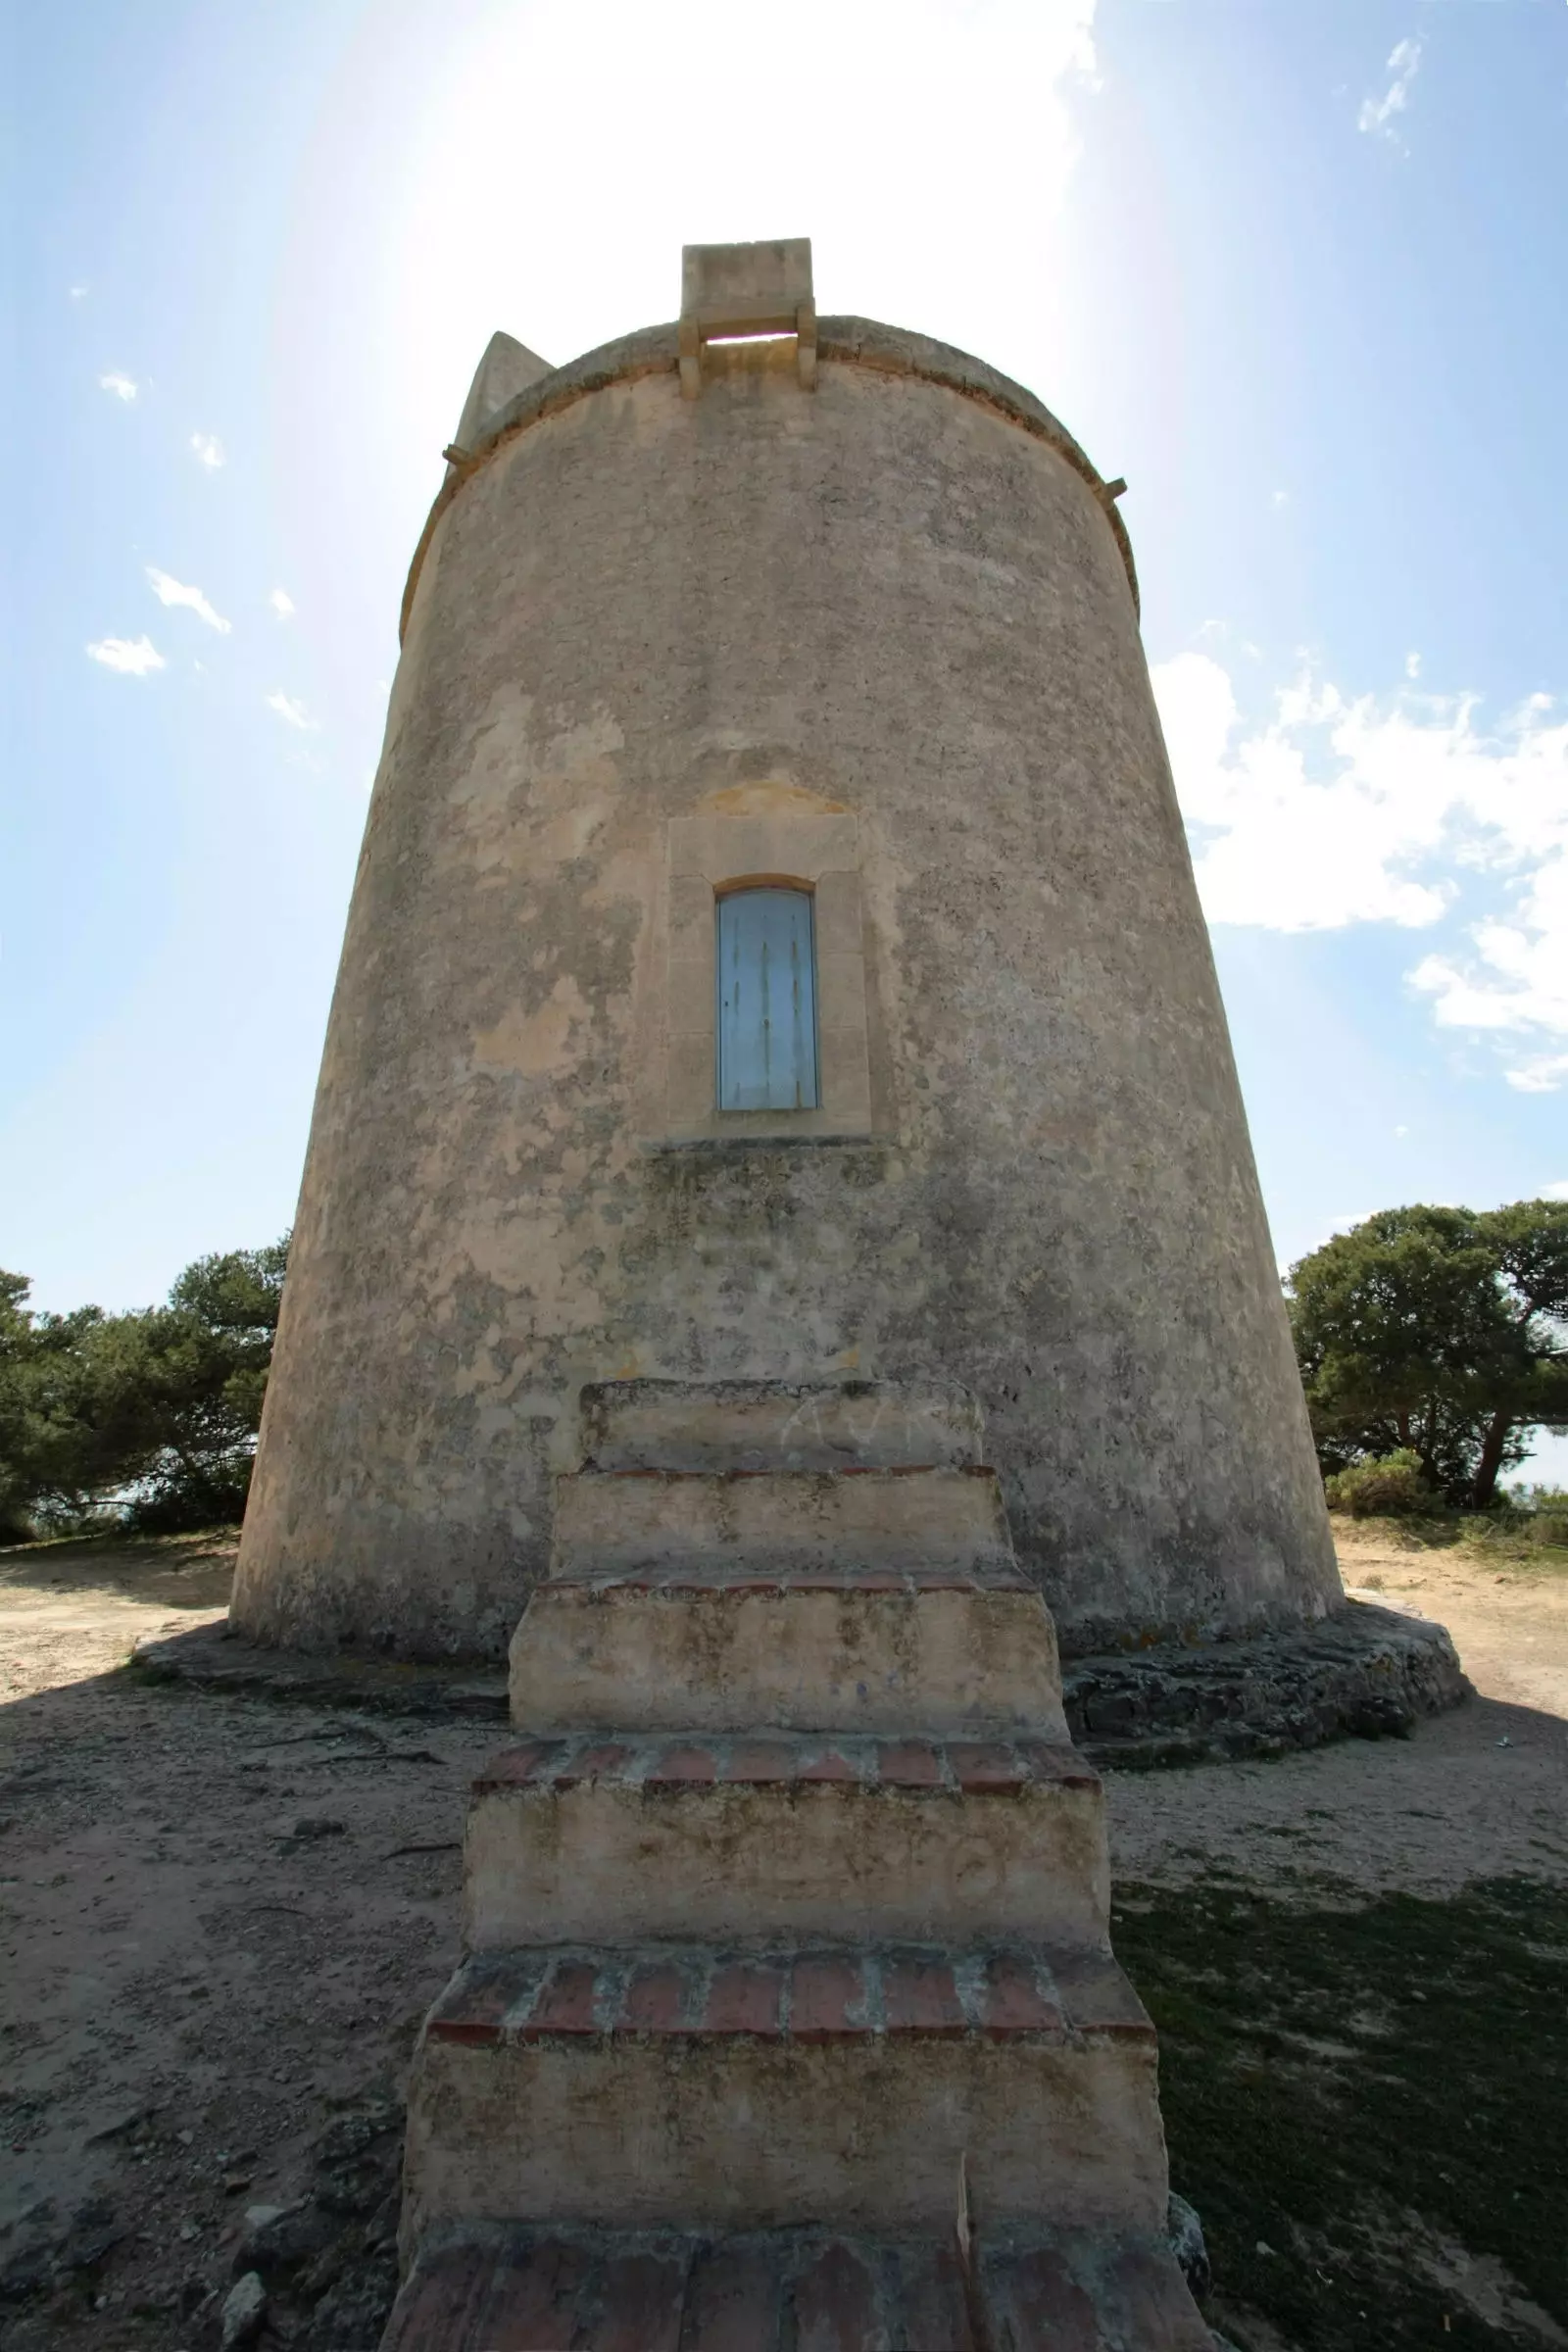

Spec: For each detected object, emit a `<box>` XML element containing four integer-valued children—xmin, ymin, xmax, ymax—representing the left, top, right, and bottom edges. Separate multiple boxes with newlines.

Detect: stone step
<box><xmin>382</xmin><ymin>2223</ymin><xmax>1212</xmax><ymax>2351</ymax></box>
<box><xmin>509</xmin><ymin>1562</ymin><xmax>1064</xmax><ymax>1736</ymax></box>
<box><xmin>465</xmin><ymin>1734</ymin><xmax>1107</xmax><ymax>1949</ymax></box>
<box><xmin>404</xmin><ymin>1939</ymin><xmax>1165</xmax><ymax>2242</ymax></box>
<box><xmin>578</xmin><ymin>1377</ymin><xmax>985</xmax><ymax>1474</ymax></box>
<box><xmin>550</xmin><ymin>1464</ymin><xmax>1014</xmax><ymax>1579</ymax></box>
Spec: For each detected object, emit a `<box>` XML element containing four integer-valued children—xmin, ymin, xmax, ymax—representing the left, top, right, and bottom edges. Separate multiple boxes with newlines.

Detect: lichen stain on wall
<box><xmin>472</xmin><ymin>977</ymin><xmax>590</xmax><ymax>1077</ymax></box>
<box><xmin>445</xmin><ymin>683</ymin><xmax>625</xmax><ymax>879</ymax></box>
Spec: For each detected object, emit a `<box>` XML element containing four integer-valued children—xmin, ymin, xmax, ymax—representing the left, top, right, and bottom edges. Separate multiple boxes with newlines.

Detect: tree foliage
<box><xmin>0</xmin><ymin>1240</ymin><xmax>287</xmax><ymax>1539</ymax></box>
<box><xmin>1288</xmin><ymin>1200</ymin><xmax>1568</xmax><ymax>1507</ymax></box>
<box><xmin>1323</xmin><ymin>1449</ymin><xmax>1433</xmax><ymax>1517</ymax></box>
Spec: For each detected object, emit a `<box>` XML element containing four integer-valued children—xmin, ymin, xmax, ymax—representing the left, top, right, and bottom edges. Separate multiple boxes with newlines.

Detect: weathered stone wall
<box><xmin>233</xmin><ymin>318</ymin><xmax>1342</xmax><ymax>1660</ymax></box>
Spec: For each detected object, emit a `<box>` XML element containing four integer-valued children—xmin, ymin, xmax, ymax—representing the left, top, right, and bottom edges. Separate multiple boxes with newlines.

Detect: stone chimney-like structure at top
<box><xmin>232</xmin><ymin>236</ymin><xmax>1346</xmax><ymax>1669</ymax></box>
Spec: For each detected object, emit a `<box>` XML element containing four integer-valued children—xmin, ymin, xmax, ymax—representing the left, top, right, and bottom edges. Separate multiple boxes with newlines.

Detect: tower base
<box><xmin>1063</xmin><ymin>1601</ymin><xmax>1468</xmax><ymax>1770</ymax></box>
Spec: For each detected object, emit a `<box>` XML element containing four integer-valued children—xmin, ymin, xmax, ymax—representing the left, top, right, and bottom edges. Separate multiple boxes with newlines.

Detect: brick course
<box><xmin>381</xmin><ymin>2225</ymin><xmax>1211</xmax><ymax>2351</ymax></box>
<box><xmin>424</xmin><ymin>1942</ymin><xmax>1150</xmax><ymax>2050</ymax></box>
<box><xmin>471</xmin><ymin>1732</ymin><xmax>1099</xmax><ymax>1797</ymax></box>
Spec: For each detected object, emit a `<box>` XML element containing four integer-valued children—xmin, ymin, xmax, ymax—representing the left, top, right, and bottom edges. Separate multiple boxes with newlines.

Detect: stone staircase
<box><xmin>383</xmin><ymin>1382</ymin><xmax>1211</xmax><ymax>2349</ymax></box>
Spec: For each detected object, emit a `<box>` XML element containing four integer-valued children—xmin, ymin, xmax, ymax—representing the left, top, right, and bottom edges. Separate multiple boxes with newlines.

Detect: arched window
<box><xmin>715</xmin><ymin>886</ymin><xmax>819</xmax><ymax>1111</ymax></box>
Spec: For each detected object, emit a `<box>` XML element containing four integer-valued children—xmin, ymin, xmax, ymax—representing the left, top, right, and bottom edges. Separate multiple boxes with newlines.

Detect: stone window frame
<box><xmin>665</xmin><ymin>809</ymin><xmax>872</xmax><ymax>1141</ymax></box>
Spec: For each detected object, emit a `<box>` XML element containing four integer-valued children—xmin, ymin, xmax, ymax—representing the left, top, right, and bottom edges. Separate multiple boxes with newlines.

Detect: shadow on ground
<box><xmin>1117</xmin><ymin>1855</ymin><xmax>1568</xmax><ymax>2350</ymax></box>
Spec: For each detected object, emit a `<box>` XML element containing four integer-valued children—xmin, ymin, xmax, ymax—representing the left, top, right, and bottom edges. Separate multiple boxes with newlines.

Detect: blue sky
<box><xmin>6</xmin><ymin>1</ymin><xmax>1566</xmax><ymax>1465</ymax></box>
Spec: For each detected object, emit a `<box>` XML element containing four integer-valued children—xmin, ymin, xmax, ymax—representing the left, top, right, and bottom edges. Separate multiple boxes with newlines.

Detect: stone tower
<box><xmin>232</xmin><ymin>234</ymin><xmax>1344</xmax><ymax>1673</ymax></box>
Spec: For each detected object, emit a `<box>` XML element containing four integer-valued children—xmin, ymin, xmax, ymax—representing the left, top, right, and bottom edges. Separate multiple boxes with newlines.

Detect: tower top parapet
<box><xmin>679</xmin><ymin>237</ymin><xmax>816</xmax><ymax>395</ymax></box>
<box><xmin>409</xmin><ymin>243</ymin><xmax>1140</xmax><ymax>644</ymax></box>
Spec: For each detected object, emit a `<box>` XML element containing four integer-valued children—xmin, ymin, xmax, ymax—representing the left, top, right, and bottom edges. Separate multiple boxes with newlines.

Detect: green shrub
<box><xmin>1523</xmin><ymin>1488</ymin><xmax>1568</xmax><ymax>1548</ymax></box>
<box><xmin>1324</xmin><ymin>1449</ymin><xmax>1435</xmax><ymax>1517</ymax></box>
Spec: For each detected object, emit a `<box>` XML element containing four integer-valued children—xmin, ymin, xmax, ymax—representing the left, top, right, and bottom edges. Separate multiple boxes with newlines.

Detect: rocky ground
<box><xmin>1</xmin><ymin>1523</ymin><xmax>1564</xmax><ymax>2350</ymax></box>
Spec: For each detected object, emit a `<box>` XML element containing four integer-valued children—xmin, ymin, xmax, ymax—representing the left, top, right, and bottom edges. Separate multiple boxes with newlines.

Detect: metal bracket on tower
<box><xmin>679</xmin><ymin>238</ymin><xmax>817</xmax><ymax>398</ymax></box>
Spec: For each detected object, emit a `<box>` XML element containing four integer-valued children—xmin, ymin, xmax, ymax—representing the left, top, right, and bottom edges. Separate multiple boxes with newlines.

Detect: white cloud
<box><xmin>86</xmin><ymin>635</ymin><xmax>166</xmax><ymax>677</ymax></box>
<box><xmin>70</xmin><ymin>283</ymin><xmax>88</xmax><ymax>301</ymax></box>
<box><xmin>1541</xmin><ymin>1181</ymin><xmax>1568</xmax><ymax>1201</ymax></box>
<box><xmin>190</xmin><ymin>432</ymin><xmax>225</xmax><ymax>469</ymax></box>
<box><xmin>145</xmin><ymin>566</ymin><xmax>231</xmax><ymax>634</ymax></box>
<box><xmin>1406</xmin><ymin>737</ymin><xmax>1568</xmax><ymax>1084</ymax></box>
<box><xmin>266</xmin><ymin>689</ymin><xmax>316</xmax><ymax>729</ymax></box>
<box><xmin>98</xmin><ymin>370</ymin><xmax>137</xmax><ymax>401</ymax></box>
<box><xmin>1405</xmin><ymin>651</ymin><xmax>1422</xmax><ymax>680</ymax></box>
<box><xmin>269</xmin><ymin>588</ymin><xmax>296</xmax><ymax>619</ymax></box>
<box><xmin>1270</xmin><ymin>489</ymin><xmax>1289</xmax><ymax>510</ymax></box>
<box><xmin>1153</xmin><ymin>651</ymin><xmax>1568</xmax><ymax>1085</ymax></box>
<box><xmin>1358</xmin><ymin>36</ymin><xmax>1421</xmax><ymax>145</ymax></box>
<box><xmin>1153</xmin><ymin>653</ymin><xmax>1449</xmax><ymax>929</ymax></box>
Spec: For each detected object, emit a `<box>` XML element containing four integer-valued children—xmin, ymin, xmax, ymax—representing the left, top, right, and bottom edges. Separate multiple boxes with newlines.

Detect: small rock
<box><xmin>288</xmin><ymin>1817</ymin><xmax>347</xmax><ymax>1840</ymax></box>
<box><xmin>234</xmin><ymin>2198</ymin><xmax>335</xmax><ymax>2283</ymax></box>
<box><xmin>220</xmin><ymin>2271</ymin><xmax>268</xmax><ymax>2350</ymax></box>
<box><xmin>178</xmin><ymin>2221</ymin><xmax>200</xmax><ymax>2242</ymax></box>
<box><xmin>223</xmin><ymin>2173</ymin><xmax>254</xmax><ymax>2194</ymax></box>
<box><xmin>59</xmin><ymin>2196</ymin><xmax>123</xmax><ymax>2273</ymax></box>
<box><xmin>295</xmin><ymin>2237</ymin><xmax>349</xmax><ymax>2303</ymax></box>
<box><xmin>0</xmin><ymin>2245</ymin><xmax>53</xmax><ymax>2306</ymax></box>
<box><xmin>84</xmin><ymin>2105</ymin><xmax>153</xmax><ymax>2145</ymax></box>
<box><xmin>316</xmin><ymin>2162</ymin><xmax>389</xmax><ymax>2218</ymax></box>
<box><xmin>1166</xmin><ymin>2192</ymin><xmax>1211</xmax><ymax>2302</ymax></box>
<box><xmin>298</xmin><ymin>2248</ymin><xmax>398</xmax><ymax>2351</ymax></box>
<box><xmin>178</xmin><ymin>2128</ymin><xmax>195</xmax><ymax>2145</ymax></box>
<box><xmin>1255</xmin><ymin>2238</ymin><xmax>1275</xmax><ymax>2257</ymax></box>
<box><xmin>312</xmin><ymin>2107</ymin><xmax>399</xmax><ymax>2169</ymax></box>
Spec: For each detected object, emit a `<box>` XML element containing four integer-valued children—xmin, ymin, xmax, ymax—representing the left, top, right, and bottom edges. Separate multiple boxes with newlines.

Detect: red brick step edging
<box><xmin>548</xmin><ymin>1559</ymin><xmax>1037</xmax><ymax>1593</ymax></box>
<box><xmin>379</xmin><ymin>2223</ymin><xmax>1211</xmax><ymax>2351</ymax></box>
<box><xmin>423</xmin><ymin>1940</ymin><xmax>1152</xmax><ymax>2049</ymax></box>
<box><xmin>473</xmin><ymin>1733</ymin><xmax>1099</xmax><ymax>1798</ymax></box>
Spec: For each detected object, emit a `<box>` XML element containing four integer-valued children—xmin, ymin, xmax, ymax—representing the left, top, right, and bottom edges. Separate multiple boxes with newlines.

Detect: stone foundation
<box><xmin>130</xmin><ymin>1599</ymin><xmax>1469</xmax><ymax>1767</ymax></box>
<box><xmin>1062</xmin><ymin>1601</ymin><xmax>1469</xmax><ymax>1769</ymax></box>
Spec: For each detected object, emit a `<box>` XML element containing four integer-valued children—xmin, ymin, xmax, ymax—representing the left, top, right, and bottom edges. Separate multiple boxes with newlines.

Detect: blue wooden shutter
<box><xmin>716</xmin><ymin>888</ymin><xmax>819</xmax><ymax>1111</ymax></box>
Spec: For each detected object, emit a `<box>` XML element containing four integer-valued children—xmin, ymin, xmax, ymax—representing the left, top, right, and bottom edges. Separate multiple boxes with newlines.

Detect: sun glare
<box><xmin>321</xmin><ymin>0</ymin><xmax>1098</xmax><ymax>462</ymax></box>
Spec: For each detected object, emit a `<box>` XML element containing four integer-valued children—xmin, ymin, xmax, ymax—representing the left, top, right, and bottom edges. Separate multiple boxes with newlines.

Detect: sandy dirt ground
<box><xmin>1109</xmin><ymin>1523</ymin><xmax>1568</xmax><ymax>1900</ymax></box>
<box><xmin>1</xmin><ymin>1526</ymin><xmax>1565</xmax><ymax>2348</ymax></box>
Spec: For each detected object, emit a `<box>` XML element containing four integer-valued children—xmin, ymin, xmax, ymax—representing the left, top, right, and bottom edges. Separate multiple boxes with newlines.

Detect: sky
<box><xmin>6</xmin><ymin>0</ymin><xmax>1567</xmax><ymax>1470</ymax></box>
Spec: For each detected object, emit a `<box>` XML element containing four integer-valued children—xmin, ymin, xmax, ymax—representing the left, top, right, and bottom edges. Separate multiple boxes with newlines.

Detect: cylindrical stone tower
<box><xmin>233</xmin><ymin>239</ymin><xmax>1343</xmax><ymax>1663</ymax></box>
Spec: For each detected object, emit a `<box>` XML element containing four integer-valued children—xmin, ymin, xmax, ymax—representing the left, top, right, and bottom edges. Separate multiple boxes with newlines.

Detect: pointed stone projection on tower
<box><xmin>448</xmin><ymin>328</ymin><xmax>552</xmax><ymax>457</ymax></box>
